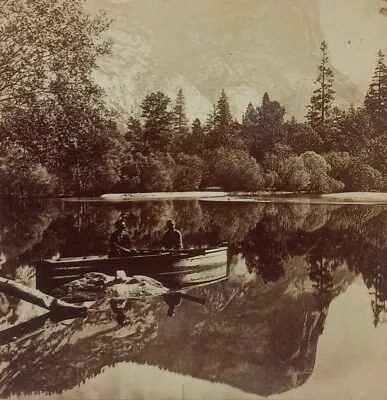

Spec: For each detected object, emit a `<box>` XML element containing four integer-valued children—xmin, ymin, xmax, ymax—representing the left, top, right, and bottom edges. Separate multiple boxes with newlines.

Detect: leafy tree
<box><xmin>208</xmin><ymin>147</ymin><xmax>265</xmax><ymax>191</ymax></box>
<box><xmin>278</xmin><ymin>156</ymin><xmax>310</xmax><ymax>191</ymax></box>
<box><xmin>344</xmin><ymin>161</ymin><xmax>384</xmax><ymax>192</ymax></box>
<box><xmin>251</xmin><ymin>92</ymin><xmax>286</xmax><ymax>162</ymax></box>
<box><xmin>300</xmin><ymin>151</ymin><xmax>344</xmax><ymax>193</ymax></box>
<box><xmin>278</xmin><ymin>152</ymin><xmax>343</xmax><ymax>193</ymax></box>
<box><xmin>140</xmin><ymin>92</ymin><xmax>174</xmax><ymax>153</ymax></box>
<box><xmin>0</xmin><ymin>143</ymin><xmax>56</xmax><ymax>197</ymax></box>
<box><xmin>138</xmin><ymin>152</ymin><xmax>175</xmax><ymax>192</ymax></box>
<box><xmin>173</xmin><ymin>154</ymin><xmax>205</xmax><ymax>191</ymax></box>
<box><xmin>285</xmin><ymin>120</ymin><xmax>323</xmax><ymax>154</ymax></box>
<box><xmin>0</xmin><ymin>0</ymin><xmax>111</xmax><ymax>112</ymax></box>
<box><xmin>364</xmin><ymin>138</ymin><xmax>387</xmax><ymax>183</ymax></box>
<box><xmin>1</xmin><ymin>75</ymin><xmax>119</xmax><ymax>196</ymax></box>
<box><xmin>113</xmin><ymin>152</ymin><xmax>142</xmax><ymax>193</ymax></box>
<box><xmin>364</xmin><ymin>50</ymin><xmax>387</xmax><ymax>132</ymax></box>
<box><xmin>125</xmin><ymin>116</ymin><xmax>143</xmax><ymax>151</ymax></box>
<box><xmin>324</xmin><ymin>152</ymin><xmax>383</xmax><ymax>192</ymax></box>
<box><xmin>329</xmin><ymin>106</ymin><xmax>374</xmax><ymax>154</ymax></box>
<box><xmin>306</xmin><ymin>41</ymin><xmax>335</xmax><ymax>128</ymax></box>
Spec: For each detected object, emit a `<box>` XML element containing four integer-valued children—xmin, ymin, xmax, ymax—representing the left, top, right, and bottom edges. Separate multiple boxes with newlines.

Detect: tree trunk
<box><xmin>0</xmin><ymin>277</ymin><xmax>87</xmax><ymax>316</ymax></box>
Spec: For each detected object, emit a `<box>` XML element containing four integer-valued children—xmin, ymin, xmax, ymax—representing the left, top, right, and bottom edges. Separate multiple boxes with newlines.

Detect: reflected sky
<box><xmin>5</xmin><ymin>278</ymin><xmax>384</xmax><ymax>400</ymax></box>
<box><xmin>271</xmin><ymin>277</ymin><xmax>386</xmax><ymax>400</ymax></box>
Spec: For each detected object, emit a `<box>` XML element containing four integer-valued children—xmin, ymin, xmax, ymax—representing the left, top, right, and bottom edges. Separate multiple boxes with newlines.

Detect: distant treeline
<box><xmin>1</xmin><ymin>1</ymin><xmax>387</xmax><ymax>197</ymax></box>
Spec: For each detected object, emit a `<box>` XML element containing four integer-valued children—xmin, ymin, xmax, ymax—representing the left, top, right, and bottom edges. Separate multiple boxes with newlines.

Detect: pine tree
<box><xmin>242</xmin><ymin>102</ymin><xmax>259</xmax><ymax>142</ymax></box>
<box><xmin>140</xmin><ymin>92</ymin><xmax>173</xmax><ymax>153</ymax></box>
<box><xmin>172</xmin><ymin>88</ymin><xmax>189</xmax><ymax>134</ymax></box>
<box><xmin>181</xmin><ymin>118</ymin><xmax>206</xmax><ymax>155</ymax></box>
<box><xmin>306</xmin><ymin>41</ymin><xmax>335</xmax><ymax>128</ymax></box>
<box><xmin>205</xmin><ymin>104</ymin><xmax>217</xmax><ymax>133</ymax></box>
<box><xmin>192</xmin><ymin>118</ymin><xmax>204</xmax><ymax>136</ymax></box>
<box><xmin>214</xmin><ymin>89</ymin><xmax>233</xmax><ymax>130</ymax></box>
<box><xmin>207</xmin><ymin>90</ymin><xmax>235</xmax><ymax>149</ymax></box>
<box><xmin>364</xmin><ymin>50</ymin><xmax>387</xmax><ymax>132</ymax></box>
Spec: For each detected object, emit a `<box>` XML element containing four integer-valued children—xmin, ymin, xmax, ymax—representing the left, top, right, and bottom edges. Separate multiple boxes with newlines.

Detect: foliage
<box><xmin>208</xmin><ymin>148</ymin><xmax>265</xmax><ymax>191</ymax></box>
<box><xmin>364</xmin><ymin>51</ymin><xmax>387</xmax><ymax>131</ymax></box>
<box><xmin>250</xmin><ymin>93</ymin><xmax>286</xmax><ymax>162</ymax></box>
<box><xmin>0</xmin><ymin>0</ymin><xmax>111</xmax><ymax>111</ymax></box>
<box><xmin>206</xmin><ymin>90</ymin><xmax>244</xmax><ymax>150</ymax></box>
<box><xmin>278</xmin><ymin>152</ymin><xmax>343</xmax><ymax>193</ymax></box>
<box><xmin>173</xmin><ymin>153</ymin><xmax>205</xmax><ymax>191</ymax></box>
<box><xmin>324</xmin><ymin>152</ymin><xmax>384</xmax><ymax>192</ymax></box>
<box><xmin>306</xmin><ymin>41</ymin><xmax>335</xmax><ymax>128</ymax></box>
<box><xmin>278</xmin><ymin>156</ymin><xmax>310</xmax><ymax>191</ymax></box>
<box><xmin>172</xmin><ymin>89</ymin><xmax>189</xmax><ymax>135</ymax></box>
<box><xmin>139</xmin><ymin>92</ymin><xmax>174</xmax><ymax>153</ymax></box>
<box><xmin>285</xmin><ymin>120</ymin><xmax>323</xmax><ymax>154</ymax></box>
<box><xmin>0</xmin><ymin>143</ymin><xmax>56</xmax><ymax>197</ymax></box>
<box><xmin>300</xmin><ymin>151</ymin><xmax>344</xmax><ymax>193</ymax></box>
<box><xmin>138</xmin><ymin>153</ymin><xmax>175</xmax><ymax>192</ymax></box>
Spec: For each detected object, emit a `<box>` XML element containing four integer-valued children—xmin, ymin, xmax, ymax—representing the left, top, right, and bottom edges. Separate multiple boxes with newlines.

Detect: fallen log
<box><xmin>0</xmin><ymin>277</ymin><xmax>87</xmax><ymax>317</ymax></box>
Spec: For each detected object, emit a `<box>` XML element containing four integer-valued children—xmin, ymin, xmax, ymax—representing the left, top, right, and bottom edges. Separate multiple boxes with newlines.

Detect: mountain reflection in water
<box><xmin>0</xmin><ymin>199</ymin><xmax>386</xmax><ymax>399</ymax></box>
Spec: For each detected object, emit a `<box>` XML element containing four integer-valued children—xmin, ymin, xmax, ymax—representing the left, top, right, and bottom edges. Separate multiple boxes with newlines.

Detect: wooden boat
<box><xmin>35</xmin><ymin>246</ymin><xmax>229</xmax><ymax>292</ymax></box>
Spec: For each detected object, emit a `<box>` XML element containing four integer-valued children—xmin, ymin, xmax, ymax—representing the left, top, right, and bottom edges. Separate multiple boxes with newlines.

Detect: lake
<box><xmin>0</xmin><ymin>198</ymin><xmax>386</xmax><ymax>400</ymax></box>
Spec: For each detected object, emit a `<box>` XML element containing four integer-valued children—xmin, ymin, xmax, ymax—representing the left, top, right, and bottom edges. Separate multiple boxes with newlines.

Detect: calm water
<box><xmin>0</xmin><ymin>198</ymin><xmax>386</xmax><ymax>400</ymax></box>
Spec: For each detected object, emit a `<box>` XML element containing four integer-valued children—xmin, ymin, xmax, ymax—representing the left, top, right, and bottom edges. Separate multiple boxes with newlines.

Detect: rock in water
<box><xmin>53</xmin><ymin>272</ymin><xmax>169</xmax><ymax>302</ymax></box>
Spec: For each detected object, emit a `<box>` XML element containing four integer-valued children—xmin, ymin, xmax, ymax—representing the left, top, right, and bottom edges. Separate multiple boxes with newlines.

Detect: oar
<box><xmin>116</xmin><ymin>246</ymin><xmax>206</xmax><ymax>255</ymax></box>
<box><xmin>179</xmin><ymin>292</ymin><xmax>206</xmax><ymax>305</ymax></box>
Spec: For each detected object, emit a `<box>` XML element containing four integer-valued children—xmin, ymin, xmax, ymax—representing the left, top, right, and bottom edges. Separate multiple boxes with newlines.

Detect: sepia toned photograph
<box><xmin>1</xmin><ymin>0</ymin><xmax>387</xmax><ymax>399</ymax></box>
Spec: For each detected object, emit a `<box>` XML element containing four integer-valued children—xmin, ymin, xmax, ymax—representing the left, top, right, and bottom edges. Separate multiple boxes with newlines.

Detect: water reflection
<box><xmin>0</xmin><ymin>199</ymin><xmax>387</xmax><ymax>398</ymax></box>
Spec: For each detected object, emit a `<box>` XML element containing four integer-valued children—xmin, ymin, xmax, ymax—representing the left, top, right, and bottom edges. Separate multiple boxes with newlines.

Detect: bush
<box><xmin>208</xmin><ymin>148</ymin><xmax>265</xmax><ymax>191</ymax></box>
<box><xmin>324</xmin><ymin>152</ymin><xmax>383</xmax><ymax>192</ymax></box>
<box><xmin>0</xmin><ymin>144</ymin><xmax>56</xmax><ymax>197</ymax></box>
<box><xmin>173</xmin><ymin>154</ymin><xmax>205</xmax><ymax>191</ymax></box>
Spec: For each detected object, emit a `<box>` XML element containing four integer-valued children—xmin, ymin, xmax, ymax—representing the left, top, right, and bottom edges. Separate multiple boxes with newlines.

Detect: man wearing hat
<box><xmin>161</xmin><ymin>219</ymin><xmax>183</xmax><ymax>250</ymax></box>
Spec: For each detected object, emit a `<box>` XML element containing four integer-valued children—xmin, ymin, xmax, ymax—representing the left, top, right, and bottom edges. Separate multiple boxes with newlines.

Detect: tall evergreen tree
<box><xmin>181</xmin><ymin>118</ymin><xmax>206</xmax><ymax>155</ymax></box>
<box><xmin>172</xmin><ymin>88</ymin><xmax>189</xmax><ymax>134</ymax></box>
<box><xmin>205</xmin><ymin>104</ymin><xmax>217</xmax><ymax>133</ymax></box>
<box><xmin>140</xmin><ymin>92</ymin><xmax>173</xmax><ymax>153</ymax></box>
<box><xmin>242</xmin><ymin>102</ymin><xmax>259</xmax><ymax>148</ymax></box>
<box><xmin>207</xmin><ymin>90</ymin><xmax>235</xmax><ymax>149</ymax></box>
<box><xmin>364</xmin><ymin>50</ymin><xmax>387</xmax><ymax>132</ymax></box>
<box><xmin>306</xmin><ymin>41</ymin><xmax>335</xmax><ymax>128</ymax></box>
<box><xmin>214</xmin><ymin>89</ymin><xmax>233</xmax><ymax>130</ymax></box>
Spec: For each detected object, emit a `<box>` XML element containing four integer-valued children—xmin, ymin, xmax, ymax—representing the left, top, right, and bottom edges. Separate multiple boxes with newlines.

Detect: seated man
<box><xmin>161</xmin><ymin>219</ymin><xmax>183</xmax><ymax>250</ymax></box>
<box><xmin>109</xmin><ymin>220</ymin><xmax>136</xmax><ymax>257</ymax></box>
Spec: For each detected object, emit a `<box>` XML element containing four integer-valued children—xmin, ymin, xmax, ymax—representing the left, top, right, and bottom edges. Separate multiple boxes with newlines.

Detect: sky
<box><xmin>319</xmin><ymin>0</ymin><xmax>387</xmax><ymax>94</ymax></box>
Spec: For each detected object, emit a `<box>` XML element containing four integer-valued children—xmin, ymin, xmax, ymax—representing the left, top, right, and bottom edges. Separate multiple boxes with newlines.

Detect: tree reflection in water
<box><xmin>1</xmin><ymin>200</ymin><xmax>387</xmax><ymax>397</ymax></box>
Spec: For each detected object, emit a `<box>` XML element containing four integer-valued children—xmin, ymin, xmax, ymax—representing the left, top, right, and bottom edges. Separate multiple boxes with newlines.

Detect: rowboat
<box><xmin>35</xmin><ymin>246</ymin><xmax>229</xmax><ymax>292</ymax></box>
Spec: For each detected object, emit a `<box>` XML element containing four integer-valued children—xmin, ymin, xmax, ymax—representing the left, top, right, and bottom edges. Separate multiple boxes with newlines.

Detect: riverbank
<box><xmin>54</xmin><ymin>191</ymin><xmax>387</xmax><ymax>205</ymax></box>
<box><xmin>100</xmin><ymin>191</ymin><xmax>229</xmax><ymax>201</ymax></box>
<box><xmin>200</xmin><ymin>192</ymin><xmax>387</xmax><ymax>205</ymax></box>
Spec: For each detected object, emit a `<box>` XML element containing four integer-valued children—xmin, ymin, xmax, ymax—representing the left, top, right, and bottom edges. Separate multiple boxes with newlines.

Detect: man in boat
<box><xmin>109</xmin><ymin>220</ymin><xmax>137</xmax><ymax>257</ymax></box>
<box><xmin>161</xmin><ymin>219</ymin><xmax>183</xmax><ymax>250</ymax></box>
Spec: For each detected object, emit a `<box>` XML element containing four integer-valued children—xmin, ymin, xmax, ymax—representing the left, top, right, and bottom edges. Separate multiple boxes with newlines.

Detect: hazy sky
<box><xmin>319</xmin><ymin>0</ymin><xmax>387</xmax><ymax>94</ymax></box>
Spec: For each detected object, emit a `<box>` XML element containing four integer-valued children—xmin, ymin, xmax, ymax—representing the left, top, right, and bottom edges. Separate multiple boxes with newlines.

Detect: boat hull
<box><xmin>35</xmin><ymin>247</ymin><xmax>229</xmax><ymax>292</ymax></box>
